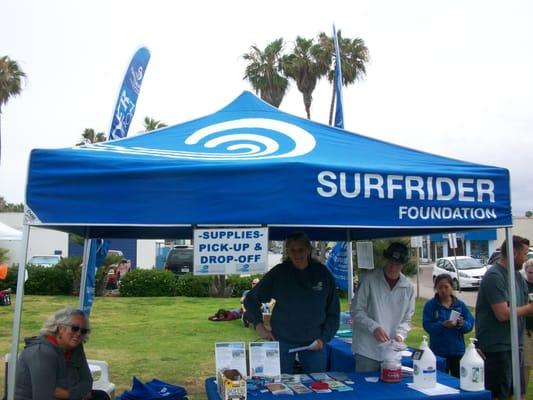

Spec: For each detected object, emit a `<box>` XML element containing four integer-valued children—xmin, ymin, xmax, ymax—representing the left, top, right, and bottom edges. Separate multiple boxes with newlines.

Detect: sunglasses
<box><xmin>64</xmin><ymin>324</ymin><xmax>90</xmax><ymax>335</ymax></box>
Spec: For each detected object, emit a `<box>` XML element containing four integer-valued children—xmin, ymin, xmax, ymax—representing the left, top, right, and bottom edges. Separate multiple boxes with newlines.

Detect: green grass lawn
<box><xmin>1</xmin><ymin>296</ymin><xmax>532</xmax><ymax>399</ymax></box>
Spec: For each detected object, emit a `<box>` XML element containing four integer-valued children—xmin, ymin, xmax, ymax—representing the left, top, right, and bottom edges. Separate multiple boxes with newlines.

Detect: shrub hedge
<box><xmin>119</xmin><ymin>269</ymin><xmax>177</xmax><ymax>297</ymax></box>
<box><xmin>173</xmin><ymin>274</ymin><xmax>211</xmax><ymax>297</ymax></box>
<box><xmin>24</xmin><ymin>266</ymin><xmax>73</xmax><ymax>295</ymax></box>
<box><xmin>227</xmin><ymin>275</ymin><xmax>263</xmax><ymax>297</ymax></box>
<box><xmin>1</xmin><ymin>263</ymin><xmax>357</xmax><ymax>298</ymax></box>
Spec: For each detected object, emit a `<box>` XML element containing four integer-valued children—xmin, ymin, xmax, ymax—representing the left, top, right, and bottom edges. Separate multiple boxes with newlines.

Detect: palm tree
<box><xmin>143</xmin><ymin>117</ymin><xmax>167</xmax><ymax>132</ymax></box>
<box><xmin>0</xmin><ymin>56</ymin><xmax>26</xmax><ymax>162</ymax></box>
<box><xmin>318</xmin><ymin>31</ymin><xmax>370</xmax><ymax>125</ymax></box>
<box><xmin>76</xmin><ymin>128</ymin><xmax>106</xmax><ymax>146</ymax></box>
<box><xmin>281</xmin><ymin>36</ymin><xmax>330</xmax><ymax>119</ymax></box>
<box><xmin>243</xmin><ymin>38</ymin><xmax>289</xmax><ymax>108</ymax></box>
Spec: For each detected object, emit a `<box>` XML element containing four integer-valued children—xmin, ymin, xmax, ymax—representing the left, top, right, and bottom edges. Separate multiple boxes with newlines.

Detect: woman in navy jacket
<box><xmin>423</xmin><ymin>274</ymin><xmax>474</xmax><ymax>377</ymax></box>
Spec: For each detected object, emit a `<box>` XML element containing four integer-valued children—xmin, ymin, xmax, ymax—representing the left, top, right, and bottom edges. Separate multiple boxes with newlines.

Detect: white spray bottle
<box><xmin>460</xmin><ymin>338</ymin><xmax>485</xmax><ymax>391</ymax></box>
<box><xmin>413</xmin><ymin>335</ymin><xmax>437</xmax><ymax>388</ymax></box>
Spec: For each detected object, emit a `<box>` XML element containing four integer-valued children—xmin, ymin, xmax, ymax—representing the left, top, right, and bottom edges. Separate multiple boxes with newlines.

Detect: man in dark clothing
<box><xmin>244</xmin><ymin>232</ymin><xmax>340</xmax><ymax>374</ymax></box>
<box><xmin>475</xmin><ymin>235</ymin><xmax>533</xmax><ymax>399</ymax></box>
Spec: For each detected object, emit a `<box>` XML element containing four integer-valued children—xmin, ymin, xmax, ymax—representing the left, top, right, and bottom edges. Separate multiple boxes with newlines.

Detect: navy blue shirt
<box><xmin>244</xmin><ymin>260</ymin><xmax>340</xmax><ymax>345</ymax></box>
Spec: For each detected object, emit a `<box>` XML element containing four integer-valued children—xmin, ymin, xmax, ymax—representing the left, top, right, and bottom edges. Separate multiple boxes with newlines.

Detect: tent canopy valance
<box><xmin>25</xmin><ymin>91</ymin><xmax>511</xmax><ymax>240</ymax></box>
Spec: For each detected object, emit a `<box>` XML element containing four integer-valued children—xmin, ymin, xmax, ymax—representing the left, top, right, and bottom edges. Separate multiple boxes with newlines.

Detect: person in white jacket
<box><xmin>351</xmin><ymin>242</ymin><xmax>416</xmax><ymax>372</ymax></box>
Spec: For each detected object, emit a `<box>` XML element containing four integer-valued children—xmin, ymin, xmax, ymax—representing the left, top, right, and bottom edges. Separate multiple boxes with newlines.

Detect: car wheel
<box><xmin>452</xmin><ymin>279</ymin><xmax>460</xmax><ymax>290</ymax></box>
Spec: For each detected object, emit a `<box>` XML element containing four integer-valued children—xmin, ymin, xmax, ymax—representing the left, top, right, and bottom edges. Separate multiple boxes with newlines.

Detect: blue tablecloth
<box><xmin>326</xmin><ymin>337</ymin><xmax>447</xmax><ymax>373</ymax></box>
<box><xmin>205</xmin><ymin>371</ymin><xmax>490</xmax><ymax>400</ymax></box>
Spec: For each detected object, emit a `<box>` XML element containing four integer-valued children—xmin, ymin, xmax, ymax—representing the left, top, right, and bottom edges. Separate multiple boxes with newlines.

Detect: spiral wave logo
<box><xmin>79</xmin><ymin>118</ymin><xmax>316</xmax><ymax>160</ymax></box>
<box><xmin>180</xmin><ymin>118</ymin><xmax>316</xmax><ymax>160</ymax></box>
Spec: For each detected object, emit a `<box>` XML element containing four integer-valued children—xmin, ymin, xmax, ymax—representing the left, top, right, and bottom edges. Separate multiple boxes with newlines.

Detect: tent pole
<box><xmin>346</xmin><ymin>230</ymin><xmax>354</xmax><ymax>303</ymax></box>
<box><xmin>79</xmin><ymin>237</ymin><xmax>91</xmax><ymax>309</ymax></box>
<box><xmin>7</xmin><ymin>221</ymin><xmax>30</xmax><ymax>400</ymax></box>
<box><xmin>505</xmin><ymin>228</ymin><xmax>521</xmax><ymax>400</ymax></box>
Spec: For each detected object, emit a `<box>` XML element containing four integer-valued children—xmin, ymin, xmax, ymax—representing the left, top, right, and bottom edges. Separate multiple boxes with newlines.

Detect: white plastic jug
<box><xmin>413</xmin><ymin>336</ymin><xmax>437</xmax><ymax>388</ymax></box>
<box><xmin>460</xmin><ymin>338</ymin><xmax>485</xmax><ymax>391</ymax></box>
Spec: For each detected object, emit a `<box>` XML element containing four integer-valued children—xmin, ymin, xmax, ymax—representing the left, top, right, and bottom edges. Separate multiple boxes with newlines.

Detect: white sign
<box><xmin>215</xmin><ymin>342</ymin><xmax>247</xmax><ymax>377</ymax></box>
<box><xmin>411</xmin><ymin>236</ymin><xmax>423</xmax><ymax>248</ymax></box>
<box><xmin>193</xmin><ymin>227</ymin><xmax>268</xmax><ymax>275</ymax></box>
<box><xmin>249</xmin><ymin>341</ymin><xmax>281</xmax><ymax>379</ymax></box>
<box><xmin>356</xmin><ymin>241</ymin><xmax>375</xmax><ymax>270</ymax></box>
<box><xmin>448</xmin><ymin>233</ymin><xmax>458</xmax><ymax>249</ymax></box>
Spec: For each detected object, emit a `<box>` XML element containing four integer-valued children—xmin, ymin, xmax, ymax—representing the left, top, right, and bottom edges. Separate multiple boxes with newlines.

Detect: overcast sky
<box><xmin>2</xmin><ymin>0</ymin><xmax>532</xmax><ymax>215</ymax></box>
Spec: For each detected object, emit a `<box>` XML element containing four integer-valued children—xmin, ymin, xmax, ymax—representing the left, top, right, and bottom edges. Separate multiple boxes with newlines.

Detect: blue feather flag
<box><xmin>333</xmin><ymin>25</ymin><xmax>344</xmax><ymax>129</ymax></box>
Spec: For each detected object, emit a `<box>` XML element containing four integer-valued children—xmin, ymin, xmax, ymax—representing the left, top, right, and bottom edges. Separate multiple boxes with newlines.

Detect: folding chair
<box><xmin>87</xmin><ymin>359</ymin><xmax>116</xmax><ymax>400</ymax></box>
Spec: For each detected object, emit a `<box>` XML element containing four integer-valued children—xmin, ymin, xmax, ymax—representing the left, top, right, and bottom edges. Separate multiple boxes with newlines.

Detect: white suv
<box><xmin>432</xmin><ymin>256</ymin><xmax>487</xmax><ymax>290</ymax></box>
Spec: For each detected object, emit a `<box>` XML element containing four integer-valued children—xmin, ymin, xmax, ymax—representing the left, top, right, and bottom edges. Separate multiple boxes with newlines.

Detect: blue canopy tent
<box><xmin>24</xmin><ymin>91</ymin><xmax>510</xmax><ymax>239</ymax></box>
<box><xmin>8</xmin><ymin>91</ymin><xmax>521</xmax><ymax>399</ymax></box>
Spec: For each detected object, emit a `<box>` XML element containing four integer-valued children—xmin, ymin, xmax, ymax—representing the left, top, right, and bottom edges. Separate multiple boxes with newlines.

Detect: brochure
<box><xmin>214</xmin><ymin>342</ymin><xmax>247</xmax><ymax>377</ymax></box>
<box><xmin>449</xmin><ymin>310</ymin><xmax>461</xmax><ymax>322</ymax></box>
<box><xmin>281</xmin><ymin>374</ymin><xmax>300</xmax><ymax>384</ymax></box>
<box><xmin>287</xmin><ymin>383</ymin><xmax>313</xmax><ymax>394</ymax></box>
<box><xmin>293</xmin><ymin>374</ymin><xmax>313</xmax><ymax>383</ymax></box>
<box><xmin>326</xmin><ymin>372</ymin><xmax>349</xmax><ymax>381</ymax></box>
<box><xmin>310</xmin><ymin>372</ymin><xmax>330</xmax><ymax>381</ymax></box>
<box><xmin>326</xmin><ymin>380</ymin><xmax>353</xmax><ymax>392</ymax></box>
<box><xmin>249</xmin><ymin>341</ymin><xmax>281</xmax><ymax>379</ymax></box>
<box><xmin>310</xmin><ymin>381</ymin><xmax>331</xmax><ymax>393</ymax></box>
<box><xmin>407</xmin><ymin>382</ymin><xmax>460</xmax><ymax>396</ymax></box>
<box><xmin>265</xmin><ymin>383</ymin><xmax>293</xmax><ymax>395</ymax></box>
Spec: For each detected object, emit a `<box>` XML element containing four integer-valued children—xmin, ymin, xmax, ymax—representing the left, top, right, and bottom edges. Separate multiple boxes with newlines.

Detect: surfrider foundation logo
<box><xmin>77</xmin><ymin>118</ymin><xmax>316</xmax><ymax>161</ymax></box>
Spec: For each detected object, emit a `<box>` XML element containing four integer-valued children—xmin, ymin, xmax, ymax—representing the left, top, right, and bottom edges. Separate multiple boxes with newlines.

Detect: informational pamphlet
<box><xmin>326</xmin><ymin>372</ymin><xmax>349</xmax><ymax>381</ymax></box>
<box><xmin>449</xmin><ymin>310</ymin><xmax>461</xmax><ymax>322</ymax></box>
<box><xmin>356</xmin><ymin>241</ymin><xmax>374</xmax><ymax>269</ymax></box>
<box><xmin>293</xmin><ymin>374</ymin><xmax>313</xmax><ymax>383</ymax></box>
<box><xmin>215</xmin><ymin>342</ymin><xmax>247</xmax><ymax>377</ymax></box>
<box><xmin>287</xmin><ymin>383</ymin><xmax>312</xmax><ymax>394</ymax></box>
<box><xmin>249</xmin><ymin>341</ymin><xmax>281</xmax><ymax>379</ymax></box>
<box><xmin>310</xmin><ymin>372</ymin><xmax>330</xmax><ymax>381</ymax></box>
<box><xmin>325</xmin><ymin>380</ymin><xmax>353</xmax><ymax>392</ymax></box>
<box><xmin>280</xmin><ymin>374</ymin><xmax>300</xmax><ymax>384</ymax></box>
<box><xmin>407</xmin><ymin>382</ymin><xmax>460</xmax><ymax>396</ymax></box>
<box><xmin>265</xmin><ymin>382</ymin><xmax>293</xmax><ymax>395</ymax></box>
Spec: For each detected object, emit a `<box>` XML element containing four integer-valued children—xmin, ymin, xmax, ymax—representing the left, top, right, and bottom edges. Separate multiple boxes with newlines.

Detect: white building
<box><xmin>0</xmin><ymin>212</ymin><xmax>158</xmax><ymax>269</ymax></box>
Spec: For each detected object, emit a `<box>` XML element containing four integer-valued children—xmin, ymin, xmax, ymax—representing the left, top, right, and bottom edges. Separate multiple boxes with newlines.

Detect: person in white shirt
<box><xmin>351</xmin><ymin>242</ymin><xmax>415</xmax><ymax>372</ymax></box>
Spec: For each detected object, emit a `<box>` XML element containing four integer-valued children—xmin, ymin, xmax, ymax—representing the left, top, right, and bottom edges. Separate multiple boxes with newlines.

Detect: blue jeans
<box><xmin>278</xmin><ymin>339</ymin><xmax>327</xmax><ymax>374</ymax></box>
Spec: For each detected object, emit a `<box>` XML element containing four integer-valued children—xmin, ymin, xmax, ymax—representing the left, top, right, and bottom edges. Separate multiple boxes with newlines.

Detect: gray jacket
<box><xmin>15</xmin><ymin>336</ymin><xmax>92</xmax><ymax>400</ymax></box>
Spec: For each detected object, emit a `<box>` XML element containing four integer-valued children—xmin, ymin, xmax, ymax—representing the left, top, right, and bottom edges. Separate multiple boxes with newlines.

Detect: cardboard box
<box><xmin>217</xmin><ymin>369</ymin><xmax>247</xmax><ymax>400</ymax></box>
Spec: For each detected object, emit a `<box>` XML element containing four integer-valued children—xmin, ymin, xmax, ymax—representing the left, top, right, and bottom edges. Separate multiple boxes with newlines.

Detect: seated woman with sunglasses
<box><xmin>15</xmin><ymin>306</ymin><xmax>108</xmax><ymax>400</ymax></box>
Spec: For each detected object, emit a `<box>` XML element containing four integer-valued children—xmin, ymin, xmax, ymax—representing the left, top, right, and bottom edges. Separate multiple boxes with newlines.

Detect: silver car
<box><xmin>432</xmin><ymin>256</ymin><xmax>487</xmax><ymax>290</ymax></box>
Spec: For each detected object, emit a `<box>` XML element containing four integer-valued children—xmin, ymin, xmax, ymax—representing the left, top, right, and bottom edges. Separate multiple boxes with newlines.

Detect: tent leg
<box><xmin>505</xmin><ymin>228</ymin><xmax>521</xmax><ymax>400</ymax></box>
<box><xmin>346</xmin><ymin>231</ymin><xmax>354</xmax><ymax>303</ymax></box>
<box><xmin>7</xmin><ymin>222</ymin><xmax>30</xmax><ymax>400</ymax></box>
<box><xmin>79</xmin><ymin>238</ymin><xmax>91</xmax><ymax>309</ymax></box>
